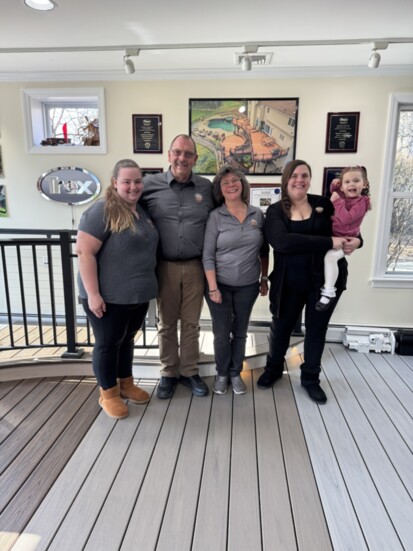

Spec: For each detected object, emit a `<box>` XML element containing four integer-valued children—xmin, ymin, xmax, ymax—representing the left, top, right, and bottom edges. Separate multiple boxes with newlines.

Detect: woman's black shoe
<box><xmin>257</xmin><ymin>370</ymin><xmax>283</xmax><ymax>389</ymax></box>
<box><xmin>301</xmin><ymin>382</ymin><xmax>327</xmax><ymax>404</ymax></box>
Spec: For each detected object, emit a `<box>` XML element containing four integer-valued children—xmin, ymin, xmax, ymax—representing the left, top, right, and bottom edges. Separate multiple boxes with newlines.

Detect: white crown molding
<box><xmin>1</xmin><ymin>65</ymin><xmax>412</xmax><ymax>83</ymax></box>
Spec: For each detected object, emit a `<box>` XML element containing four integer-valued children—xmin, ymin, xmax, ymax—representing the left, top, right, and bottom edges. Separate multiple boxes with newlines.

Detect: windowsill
<box><xmin>370</xmin><ymin>277</ymin><xmax>413</xmax><ymax>289</ymax></box>
<box><xmin>28</xmin><ymin>144</ymin><xmax>107</xmax><ymax>155</ymax></box>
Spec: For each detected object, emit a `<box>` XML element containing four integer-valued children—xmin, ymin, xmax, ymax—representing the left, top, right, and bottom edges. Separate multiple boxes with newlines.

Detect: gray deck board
<box><xmin>252</xmin><ymin>368</ymin><xmax>297</xmax><ymax>550</ymax></box>
<box><xmin>287</xmin><ymin>354</ymin><xmax>368</xmax><ymax>551</ymax></box>
<box><xmin>274</xmin><ymin>372</ymin><xmax>332</xmax><ymax>551</ymax></box>
<box><xmin>322</xmin><ymin>346</ymin><xmax>413</xmax><ymax>549</ymax></box>
<box><xmin>329</xmin><ymin>346</ymin><xmax>413</xmax><ymax>496</ymax></box>
<box><xmin>120</xmin><ymin>384</ymin><xmax>194</xmax><ymax>550</ymax></box>
<box><xmin>84</xmin><ymin>383</ymin><xmax>168</xmax><ymax>550</ymax></box>
<box><xmin>1</xmin><ymin>341</ymin><xmax>412</xmax><ymax>551</ymax></box>
<box><xmin>156</xmin><ymin>381</ymin><xmax>212</xmax><ymax>551</ymax></box>
<box><xmin>228</xmin><ymin>371</ymin><xmax>261</xmax><ymax>551</ymax></box>
<box><xmin>191</xmin><ymin>379</ymin><xmax>233</xmax><ymax>551</ymax></box>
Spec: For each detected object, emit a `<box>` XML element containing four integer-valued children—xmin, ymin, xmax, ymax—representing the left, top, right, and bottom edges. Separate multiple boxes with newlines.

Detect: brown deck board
<box><xmin>0</xmin><ymin>383</ymin><xmax>100</xmax><ymax>550</ymax></box>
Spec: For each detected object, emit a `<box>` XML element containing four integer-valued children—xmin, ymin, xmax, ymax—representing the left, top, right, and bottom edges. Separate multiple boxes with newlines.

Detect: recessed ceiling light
<box><xmin>24</xmin><ymin>0</ymin><xmax>55</xmax><ymax>11</ymax></box>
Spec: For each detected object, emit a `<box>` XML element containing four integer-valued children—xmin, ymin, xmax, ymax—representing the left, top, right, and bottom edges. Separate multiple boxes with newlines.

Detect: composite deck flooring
<box><xmin>0</xmin><ymin>343</ymin><xmax>412</xmax><ymax>550</ymax></box>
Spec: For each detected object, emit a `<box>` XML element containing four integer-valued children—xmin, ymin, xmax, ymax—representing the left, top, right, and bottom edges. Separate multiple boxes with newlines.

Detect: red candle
<box><xmin>62</xmin><ymin>123</ymin><xmax>68</xmax><ymax>142</ymax></box>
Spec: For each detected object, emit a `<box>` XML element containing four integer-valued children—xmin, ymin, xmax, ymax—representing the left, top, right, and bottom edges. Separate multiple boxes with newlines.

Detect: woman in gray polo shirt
<box><xmin>76</xmin><ymin>159</ymin><xmax>159</xmax><ymax>419</ymax></box>
<box><xmin>203</xmin><ymin>165</ymin><xmax>269</xmax><ymax>395</ymax></box>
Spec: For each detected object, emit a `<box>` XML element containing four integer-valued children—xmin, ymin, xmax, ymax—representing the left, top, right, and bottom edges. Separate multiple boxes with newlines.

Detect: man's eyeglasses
<box><xmin>170</xmin><ymin>149</ymin><xmax>196</xmax><ymax>159</ymax></box>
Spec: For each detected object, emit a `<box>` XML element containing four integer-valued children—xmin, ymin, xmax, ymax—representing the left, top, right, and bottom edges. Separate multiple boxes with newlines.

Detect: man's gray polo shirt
<box><xmin>141</xmin><ymin>169</ymin><xmax>214</xmax><ymax>261</ymax></box>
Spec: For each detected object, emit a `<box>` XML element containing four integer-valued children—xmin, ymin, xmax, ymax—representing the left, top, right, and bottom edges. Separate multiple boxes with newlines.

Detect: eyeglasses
<box><xmin>221</xmin><ymin>178</ymin><xmax>241</xmax><ymax>186</ymax></box>
<box><xmin>170</xmin><ymin>148</ymin><xmax>196</xmax><ymax>159</ymax></box>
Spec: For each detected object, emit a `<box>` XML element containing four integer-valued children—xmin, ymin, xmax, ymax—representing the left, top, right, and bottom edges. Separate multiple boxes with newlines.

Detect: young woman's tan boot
<box><xmin>99</xmin><ymin>386</ymin><xmax>128</xmax><ymax>419</ymax></box>
<box><xmin>119</xmin><ymin>376</ymin><xmax>150</xmax><ymax>404</ymax></box>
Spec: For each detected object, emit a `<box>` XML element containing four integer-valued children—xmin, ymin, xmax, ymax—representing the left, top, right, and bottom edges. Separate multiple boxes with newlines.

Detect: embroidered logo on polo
<box><xmin>194</xmin><ymin>193</ymin><xmax>203</xmax><ymax>203</ymax></box>
<box><xmin>251</xmin><ymin>218</ymin><xmax>258</xmax><ymax>226</ymax></box>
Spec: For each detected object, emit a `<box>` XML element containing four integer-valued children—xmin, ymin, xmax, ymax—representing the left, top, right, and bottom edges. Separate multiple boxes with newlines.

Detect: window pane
<box><xmin>392</xmin><ymin>109</ymin><xmax>413</xmax><ymax>193</ymax></box>
<box><xmin>387</xmin><ymin>197</ymin><xmax>413</xmax><ymax>273</ymax></box>
<box><xmin>46</xmin><ymin>106</ymin><xmax>99</xmax><ymax>146</ymax></box>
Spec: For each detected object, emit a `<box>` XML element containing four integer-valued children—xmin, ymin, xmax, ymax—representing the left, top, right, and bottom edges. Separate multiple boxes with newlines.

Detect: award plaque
<box><xmin>133</xmin><ymin>114</ymin><xmax>163</xmax><ymax>154</ymax></box>
<box><xmin>325</xmin><ymin>112</ymin><xmax>360</xmax><ymax>153</ymax></box>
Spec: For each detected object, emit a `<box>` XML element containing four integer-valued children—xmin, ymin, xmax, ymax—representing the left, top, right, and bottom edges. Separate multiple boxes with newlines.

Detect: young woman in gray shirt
<box><xmin>76</xmin><ymin>159</ymin><xmax>159</xmax><ymax>419</ymax></box>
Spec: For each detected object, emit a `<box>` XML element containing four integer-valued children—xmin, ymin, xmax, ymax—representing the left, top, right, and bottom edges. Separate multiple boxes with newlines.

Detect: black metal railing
<box><xmin>0</xmin><ymin>229</ymin><xmax>157</xmax><ymax>357</ymax></box>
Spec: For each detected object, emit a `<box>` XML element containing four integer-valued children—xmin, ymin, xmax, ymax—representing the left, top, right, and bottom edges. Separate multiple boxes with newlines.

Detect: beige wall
<box><xmin>0</xmin><ymin>76</ymin><xmax>412</xmax><ymax>328</ymax></box>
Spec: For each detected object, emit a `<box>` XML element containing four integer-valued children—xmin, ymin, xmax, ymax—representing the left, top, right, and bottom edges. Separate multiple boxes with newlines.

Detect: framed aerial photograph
<box><xmin>189</xmin><ymin>98</ymin><xmax>299</xmax><ymax>175</ymax></box>
<box><xmin>322</xmin><ymin>167</ymin><xmax>345</xmax><ymax>197</ymax></box>
<box><xmin>132</xmin><ymin>114</ymin><xmax>163</xmax><ymax>154</ymax></box>
<box><xmin>250</xmin><ymin>183</ymin><xmax>282</xmax><ymax>213</ymax></box>
<box><xmin>325</xmin><ymin>112</ymin><xmax>360</xmax><ymax>153</ymax></box>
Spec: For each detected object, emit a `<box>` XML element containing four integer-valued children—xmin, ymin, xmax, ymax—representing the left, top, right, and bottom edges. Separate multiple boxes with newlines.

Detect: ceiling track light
<box><xmin>240</xmin><ymin>45</ymin><xmax>258</xmax><ymax>71</ymax></box>
<box><xmin>241</xmin><ymin>55</ymin><xmax>252</xmax><ymax>71</ymax></box>
<box><xmin>124</xmin><ymin>55</ymin><xmax>135</xmax><ymax>74</ymax></box>
<box><xmin>368</xmin><ymin>41</ymin><xmax>388</xmax><ymax>69</ymax></box>
<box><xmin>368</xmin><ymin>50</ymin><xmax>381</xmax><ymax>69</ymax></box>
<box><xmin>123</xmin><ymin>48</ymin><xmax>140</xmax><ymax>75</ymax></box>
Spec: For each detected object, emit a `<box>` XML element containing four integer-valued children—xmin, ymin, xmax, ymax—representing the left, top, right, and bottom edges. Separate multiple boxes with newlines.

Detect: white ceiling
<box><xmin>1</xmin><ymin>0</ymin><xmax>413</xmax><ymax>81</ymax></box>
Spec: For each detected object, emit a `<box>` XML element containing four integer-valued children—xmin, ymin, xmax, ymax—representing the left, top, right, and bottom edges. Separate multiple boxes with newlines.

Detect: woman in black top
<box><xmin>257</xmin><ymin>160</ymin><xmax>361</xmax><ymax>403</ymax></box>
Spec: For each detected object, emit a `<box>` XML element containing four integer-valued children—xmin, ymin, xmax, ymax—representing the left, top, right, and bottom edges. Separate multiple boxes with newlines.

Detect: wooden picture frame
<box><xmin>133</xmin><ymin>114</ymin><xmax>163</xmax><ymax>154</ymax></box>
<box><xmin>325</xmin><ymin>112</ymin><xmax>360</xmax><ymax>153</ymax></box>
<box><xmin>189</xmin><ymin>98</ymin><xmax>299</xmax><ymax>175</ymax></box>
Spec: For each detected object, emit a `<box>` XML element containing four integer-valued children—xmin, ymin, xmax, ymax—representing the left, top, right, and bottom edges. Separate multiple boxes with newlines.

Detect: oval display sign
<box><xmin>37</xmin><ymin>166</ymin><xmax>101</xmax><ymax>205</ymax></box>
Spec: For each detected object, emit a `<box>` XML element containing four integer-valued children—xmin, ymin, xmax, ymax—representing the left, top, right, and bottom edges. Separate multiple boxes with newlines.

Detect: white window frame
<box><xmin>22</xmin><ymin>87</ymin><xmax>107</xmax><ymax>154</ymax></box>
<box><xmin>371</xmin><ymin>92</ymin><xmax>413</xmax><ymax>289</ymax></box>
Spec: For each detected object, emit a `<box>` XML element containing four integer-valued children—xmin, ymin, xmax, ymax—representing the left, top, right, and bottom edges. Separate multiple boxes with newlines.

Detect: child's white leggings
<box><xmin>321</xmin><ymin>248</ymin><xmax>345</xmax><ymax>297</ymax></box>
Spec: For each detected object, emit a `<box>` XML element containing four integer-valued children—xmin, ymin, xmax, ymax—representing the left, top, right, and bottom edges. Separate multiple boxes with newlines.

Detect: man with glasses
<box><xmin>142</xmin><ymin>134</ymin><xmax>214</xmax><ymax>399</ymax></box>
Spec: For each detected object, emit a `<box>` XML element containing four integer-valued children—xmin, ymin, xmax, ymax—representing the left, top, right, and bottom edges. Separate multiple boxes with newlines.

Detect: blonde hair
<box><xmin>104</xmin><ymin>159</ymin><xmax>141</xmax><ymax>233</ymax></box>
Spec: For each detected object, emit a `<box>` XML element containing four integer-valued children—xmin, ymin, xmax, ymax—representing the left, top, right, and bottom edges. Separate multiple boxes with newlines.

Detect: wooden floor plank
<box><xmin>315</xmin><ymin>358</ymin><xmax>404</xmax><ymax>549</ymax></box>
<box><xmin>366</xmin><ymin>352</ymin><xmax>413</xmax><ymax>415</ymax></box>
<box><xmin>2</xmin><ymin>342</ymin><xmax>411</xmax><ymax>551</ymax></box>
<box><xmin>287</xmin><ymin>354</ymin><xmax>368</xmax><ymax>551</ymax></box>
<box><xmin>0</xmin><ymin>380</ymin><xmax>21</xmax><ymax>400</ymax></box>
<box><xmin>0</xmin><ymin>384</ymin><xmax>100</xmax><ymax>551</ymax></box>
<box><xmin>120</xmin><ymin>383</ymin><xmax>193</xmax><ymax>550</ymax></box>
<box><xmin>192</xmin><ymin>381</ymin><xmax>233</xmax><ymax>551</ymax></box>
<box><xmin>0</xmin><ymin>377</ymin><xmax>96</xmax><ymax>513</ymax></box>
<box><xmin>275</xmin><ymin>367</ymin><xmax>332</xmax><ymax>551</ymax></box>
<box><xmin>47</xmin><ymin>401</ymin><xmax>148</xmax><ymax>550</ymax></box>
<box><xmin>84</xmin><ymin>383</ymin><xmax>169</xmax><ymax>551</ymax></box>
<box><xmin>0</xmin><ymin>378</ymin><xmax>42</xmax><ymax>419</ymax></box>
<box><xmin>252</xmin><ymin>367</ymin><xmax>304</xmax><ymax>551</ymax></box>
<box><xmin>228</xmin><ymin>370</ymin><xmax>262</xmax><ymax>551</ymax></box>
<box><xmin>156</xmin><ymin>379</ymin><xmax>212</xmax><ymax>551</ymax></box>
<box><xmin>330</xmin><ymin>346</ymin><xmax>413</xmax><ymax>496</ymax></box>
<box><xmin>11</xmin><ymin>413</ymin><xmax>117</xmax><ymax>551</ymax></box>
<box><xmin>383</xmin><ymin>353</ymin><xmax>413</xmax><ymax>392</ymax></box>
<box><xmin>343</xmin><ymin>351</ymin><xmax>413</xmax><ymax>449</ymax></box>
<box><xmin>322</xmin><ymin>346</ymin><xmax>413</xmax><ymax>549</ymax></box>
<box><xmin>0</xmin><ymin>377</ymin><xmax>67</xmax><ymax>470</ymax></box>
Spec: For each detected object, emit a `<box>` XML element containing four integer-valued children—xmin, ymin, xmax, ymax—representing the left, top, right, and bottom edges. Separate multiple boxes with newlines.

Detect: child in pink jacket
<box><xmin>316</xmin><ymin>166</ymin><xmax>371</xmax><ymax>311</ymax></box>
